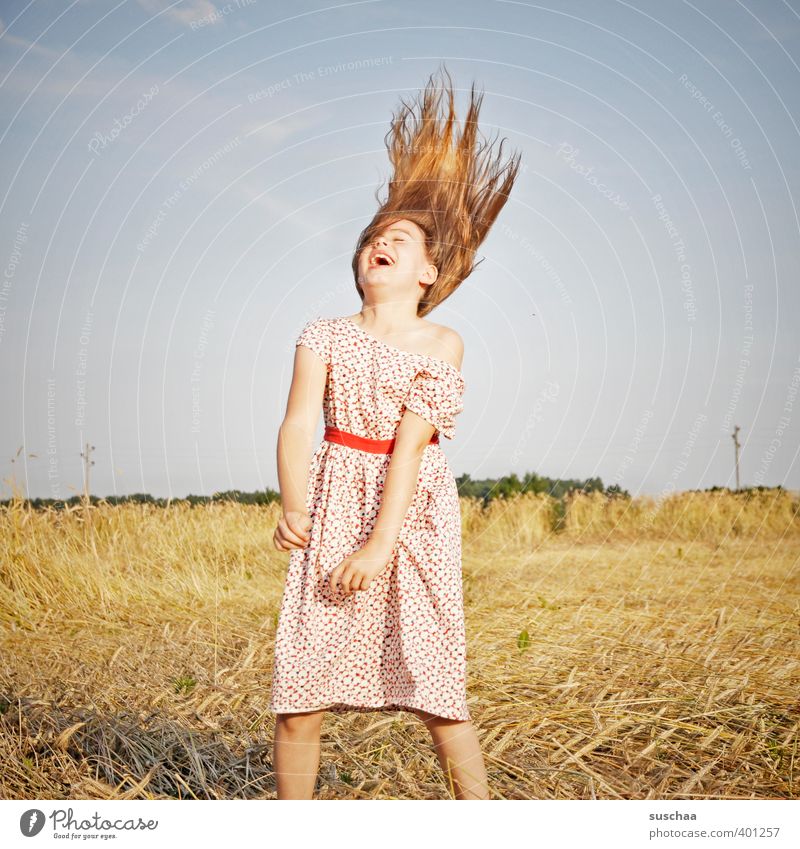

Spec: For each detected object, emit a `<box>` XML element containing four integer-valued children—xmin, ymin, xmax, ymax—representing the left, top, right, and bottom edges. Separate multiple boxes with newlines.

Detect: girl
<box><xmin>269</xmin><ymin>65</ymin><xmax>521</xmax><ymax>800</ymax></box>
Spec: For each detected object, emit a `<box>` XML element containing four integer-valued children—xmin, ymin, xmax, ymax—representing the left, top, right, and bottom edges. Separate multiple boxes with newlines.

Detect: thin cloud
<box><xmin>137</xmin><ymin>0</ymin><xmax>222</xmax><ymax>28</ymax></box>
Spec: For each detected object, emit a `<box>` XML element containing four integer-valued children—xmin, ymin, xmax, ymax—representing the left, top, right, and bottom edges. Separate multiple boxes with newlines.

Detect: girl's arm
<box><xmin>274</xmin><ymin>346</ymin><xmax>326</xmax><ymax>550</ymax></box>
<box><xmin>327</xmin><ymin>413</ymin><xmax>437</xmax><ymax>593</ymax></box>
<box><xmin>368</xmin><ymin>414</ymin><xmax>439</xmax><ymax>556</ymax></box>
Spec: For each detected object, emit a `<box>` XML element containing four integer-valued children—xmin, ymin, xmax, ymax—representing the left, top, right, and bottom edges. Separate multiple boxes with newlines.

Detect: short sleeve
<box><xmin>295</xmin><ymin>318</ymin><xmax>331</xmax><ymax>367</ymax></box>
<box><xmin>402</xmin><ymin>364</ymin><xmax>465</xmax><ymax>440</ymax></box>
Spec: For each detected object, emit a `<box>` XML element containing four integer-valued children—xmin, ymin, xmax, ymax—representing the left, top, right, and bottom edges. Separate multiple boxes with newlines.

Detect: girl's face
<box><xmin>357</xmin><ymin>218</ymin><xmax>437</xmax><ymax>297</ymax></box>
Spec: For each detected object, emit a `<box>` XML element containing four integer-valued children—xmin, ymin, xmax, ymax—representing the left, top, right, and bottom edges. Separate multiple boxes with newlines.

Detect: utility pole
<box><xmin>79</xmin><ymin>442</ymin><xmax>98</xmax><ymax>557</ymax></box>
<box><xmin>80</xmin><ymin>442</ymin><xmax>95</xmax><ymax>503</ymax></box>
<box><xmin>731</xmin><ymin>425</ymin><xmax>741</xmax><ymax>491</ymax></box>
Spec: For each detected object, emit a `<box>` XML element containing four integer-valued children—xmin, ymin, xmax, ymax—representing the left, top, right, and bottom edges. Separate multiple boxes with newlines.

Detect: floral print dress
<box><xmin>268</xmin><ymin>316</ymin><xmax>471</xmax><ymax>721</ymax></box>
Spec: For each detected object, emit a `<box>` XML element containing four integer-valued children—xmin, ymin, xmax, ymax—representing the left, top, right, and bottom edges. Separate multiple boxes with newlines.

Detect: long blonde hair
<box><xmin>351</xmin><ymin>64</ymin><xmax>522</xmax><ymax>317</ymax></box>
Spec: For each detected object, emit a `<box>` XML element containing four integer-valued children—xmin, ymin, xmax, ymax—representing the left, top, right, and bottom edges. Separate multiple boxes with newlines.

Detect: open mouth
<box><xmin>368</xmin><ymin>251</ymin><xmax>395</xmax><ymax>267</ymax></box>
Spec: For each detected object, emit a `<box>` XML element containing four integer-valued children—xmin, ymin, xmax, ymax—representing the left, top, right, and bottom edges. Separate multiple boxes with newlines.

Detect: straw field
<box><xmin>1</xmin><ymin>488</ymin><xmax>798</xmax><ymax>799</ymax></box>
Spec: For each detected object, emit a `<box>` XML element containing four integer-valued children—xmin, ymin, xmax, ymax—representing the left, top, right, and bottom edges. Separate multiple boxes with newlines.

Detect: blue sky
<box><xmin>1</xmin><ymin>0</ymin><xmax>799</xmax><ymax>499</ymax></box>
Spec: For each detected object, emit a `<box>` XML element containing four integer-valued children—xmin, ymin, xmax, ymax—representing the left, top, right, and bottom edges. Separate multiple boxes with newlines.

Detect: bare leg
<box><xmin>411</xmin><ymin>709</ymin><xmax>490</xmax><ymax>799</ymax></box>
<box><xmin>273</xmin><ymin>710</ymin><xmax>325</xmax><ymax>799</ymax></box>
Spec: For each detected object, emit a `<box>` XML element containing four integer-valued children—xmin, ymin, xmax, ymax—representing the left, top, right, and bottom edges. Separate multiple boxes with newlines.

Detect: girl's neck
<box><xmin>350</xmin><ymin>306</ymin><xmax>424</xmax><ymax>330</ymax></box>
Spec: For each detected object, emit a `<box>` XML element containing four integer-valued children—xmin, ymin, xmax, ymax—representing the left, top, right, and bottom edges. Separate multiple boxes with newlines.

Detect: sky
<box><xmin>1</xmin><ymin>0</ymin><xmax>799</xmax><ymax>500</ymax></box>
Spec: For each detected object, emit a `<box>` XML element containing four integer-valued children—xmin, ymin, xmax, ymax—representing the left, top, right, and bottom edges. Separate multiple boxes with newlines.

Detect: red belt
<box><xmin>324</xmin><ymin>425</ymin><xmax>438</xmax><ymax>454</ymax></box>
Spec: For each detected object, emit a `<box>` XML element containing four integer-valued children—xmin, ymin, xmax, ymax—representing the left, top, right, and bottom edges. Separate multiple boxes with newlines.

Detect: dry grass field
<box><xmin>1</xmin><ymin>488</ymin><xmax>798</xmax><ymax>800</ymax></box>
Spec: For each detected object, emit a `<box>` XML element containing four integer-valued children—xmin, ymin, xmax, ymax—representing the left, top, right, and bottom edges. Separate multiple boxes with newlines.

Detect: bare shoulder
<box><xmin>424</xmin><ymin>321</ymin><xmax>464</xmax><ymax>370</ymax></box>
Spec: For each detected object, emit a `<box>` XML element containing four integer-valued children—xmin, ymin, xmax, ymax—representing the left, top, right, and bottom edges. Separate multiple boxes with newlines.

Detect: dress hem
<box><xmin>267</xmin><ymin>699</ymin><xmax>471</xmax><ymax>722</ymax></box>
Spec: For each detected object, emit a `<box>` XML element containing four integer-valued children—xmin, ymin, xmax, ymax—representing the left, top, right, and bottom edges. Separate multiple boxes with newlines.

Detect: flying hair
<box><xmin>351</xmin><ymin>63</ymin><xmax>522</xmax><ymax>317</ymax></box>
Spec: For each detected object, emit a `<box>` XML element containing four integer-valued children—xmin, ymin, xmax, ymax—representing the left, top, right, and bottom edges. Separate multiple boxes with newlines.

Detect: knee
<box><xmin>276</xmin><ymin>710</ymin><xmax>324</xmax><ymax>735</ymax></box>
<box><xmin>408</xmin><ymin>707</ymin><xmax>434</xmax><ymax>724</ymax></box>
<box><xmin>409</xmin><ymin>707</ymin><xmax>469</xmax><ymax>730</ymax></box>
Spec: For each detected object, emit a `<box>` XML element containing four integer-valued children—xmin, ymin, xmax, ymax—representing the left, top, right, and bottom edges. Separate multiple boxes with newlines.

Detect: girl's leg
<box><xmin>273</xmin><ymin>710</ymin><xmax>325</xmax><ymax>799</ymax></box>
<box><xmin>410</xmin><ymin>708</ymin><xmax>490</xmax><ymax>799</ymax></box>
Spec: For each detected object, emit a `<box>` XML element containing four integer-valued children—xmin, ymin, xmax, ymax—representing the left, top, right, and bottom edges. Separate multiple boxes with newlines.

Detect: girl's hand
<box><xmin>273</xmin><ymin>510</ymin><xmax>311</xmax><ymax>551</ymax></box>
<box><xmin>329</xmin><ymin>542</ymin><xmax>392</xmax><ymax>596</ymax></box>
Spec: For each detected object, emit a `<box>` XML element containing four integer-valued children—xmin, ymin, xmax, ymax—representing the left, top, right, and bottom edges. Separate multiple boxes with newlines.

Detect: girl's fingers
<box><xmin>274</xmin><ymin>529</ymin><xmax>304</xmax><ymax>551</ymax></box>
<box><xmin>332</xmin><ymin>563</ymin><xmax>351</xmax><ymax>594</ymax></box>
<box><xmin>330</xmin><ymin>562</ymin><xmax>368</xmax><ymax>596</ymax></box>
<box><xmin>342</xmin><ymin>569</ymin><xmax>361</xmax><ymax>595</ymax></box>
<box><xmin>286</xmin><ymin>518</ymin><xmax>311</xmax><ymax>542</ymax></box>
<box><xmin>279</xmin><ymin>521</ymin><xmax>309</xmax><ymax>547</ymax></box>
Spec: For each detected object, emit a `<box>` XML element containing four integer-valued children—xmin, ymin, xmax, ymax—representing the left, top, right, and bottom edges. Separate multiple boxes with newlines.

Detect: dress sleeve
<box><xmin>295</xmin><ymin>318</ymin><xmax>331</xmax><ymax>367</ymax></box>
<box><xmin>402</xmin><ymin>364</ymin><xmax>465</xmax><ymax>440</ymax></box>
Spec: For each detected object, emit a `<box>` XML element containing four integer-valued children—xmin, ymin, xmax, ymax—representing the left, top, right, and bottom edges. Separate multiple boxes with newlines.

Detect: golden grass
<box><xmin>1</xmin><ymin>490</ymin><xmax>798</xmax><ymax>799</ymax></box>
